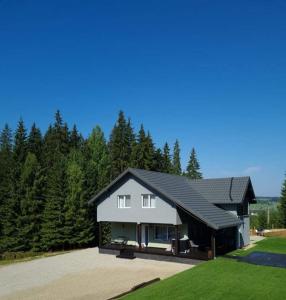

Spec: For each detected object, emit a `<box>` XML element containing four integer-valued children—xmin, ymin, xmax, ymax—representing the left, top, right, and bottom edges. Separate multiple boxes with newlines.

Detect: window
<box><xmin>117</xmin><ymin>195</ymin><xmax>131</xmax><ymax>208</ymax></box>
<box><xmin>155</xmin><ymin>225</ymin><xmax>175</xmax><ymax>241</ymax></box>
<box><xmin>142</xmin><ymin>194</ymin><xmax>156</xmax><ymax>208</ymax></box>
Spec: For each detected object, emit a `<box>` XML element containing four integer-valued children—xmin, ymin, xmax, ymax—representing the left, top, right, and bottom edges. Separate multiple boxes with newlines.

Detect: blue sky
<box><xmin>0</xmin><ymin>1</ymin><xmax>285</xmax><ymax>196</ymax></box>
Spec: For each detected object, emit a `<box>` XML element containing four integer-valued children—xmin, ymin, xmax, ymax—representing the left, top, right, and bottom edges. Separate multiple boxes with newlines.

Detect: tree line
<box><xmin>0</xmin><ymin>110</ymin><xmax>202</xmax><ymax>253</ymax></box>
<box><xmin>250</xmin><ymin>178</ymin><xmax>286</xmax><ymax>230</ymax></box>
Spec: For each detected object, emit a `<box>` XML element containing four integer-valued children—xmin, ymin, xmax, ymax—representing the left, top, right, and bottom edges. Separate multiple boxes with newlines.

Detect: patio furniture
<box><xmin>190</xmin><ymin>240</ymin><xmax>199</xmax><ymax>252</ymax></box>
<box><xmin>180</xmin><ymin>236</ymin><xmax>190</xmax><ymax>253</ymax></box>
<box><xmin>111</xmin><ymin>236</ymin><xmax>128</xmax><ymax>245</ymax></box>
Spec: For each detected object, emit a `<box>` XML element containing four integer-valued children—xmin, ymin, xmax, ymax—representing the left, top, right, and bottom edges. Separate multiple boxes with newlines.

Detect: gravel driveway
<box><xmin>0</xmin><ymin>248</ymin><xmax>201</xmax><ymax>300</ymax></box>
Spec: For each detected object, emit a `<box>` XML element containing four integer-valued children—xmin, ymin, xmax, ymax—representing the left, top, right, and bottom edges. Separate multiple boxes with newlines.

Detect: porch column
<box><xmin>98</xmin><ymin>222</ymin><xmax>102</xmax><ymax>247</ymax></box>
<box><xmin>174</xmin><ymin>225</ymin><xmax>180</xmax><ymax>255</ymax></box>
<box><xmin>137</xmin><ymin>223</ymin><xmax>142</xmax><ymax>249</ymax></box>
<box><xmin>211</xmin><ymin>230</ymin><xmax>216</xmax><ymax>259</ymax></box>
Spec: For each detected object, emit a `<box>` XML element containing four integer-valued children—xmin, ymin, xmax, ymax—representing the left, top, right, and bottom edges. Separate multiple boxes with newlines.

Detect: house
<box><xmin>89</xmin><ymin>168</ymin><xmax>255</xmax><ymax>260</ymax></box>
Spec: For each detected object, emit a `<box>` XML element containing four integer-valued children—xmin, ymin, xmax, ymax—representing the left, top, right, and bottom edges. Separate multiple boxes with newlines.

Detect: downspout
<box><xmin>229</xmin><ymin>177</ymin><xmax>234</xmax><ymax>202</ymax></box>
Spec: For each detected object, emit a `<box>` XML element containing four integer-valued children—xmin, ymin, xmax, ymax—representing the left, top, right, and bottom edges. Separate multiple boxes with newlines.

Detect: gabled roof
<box><xmin>187</xmin><ymin>177</ymin><xmax>255</xmax><ymax>204</ymax></box>
<box><xmin>89</xmin><ymin>168</ymin><xmax>256</xmax><ymax>230</ymax></box>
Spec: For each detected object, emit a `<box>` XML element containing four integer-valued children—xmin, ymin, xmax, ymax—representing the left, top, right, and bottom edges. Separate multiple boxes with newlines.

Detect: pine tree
<box><xmin>279</xmin><ymin>175</ymin><xmax>286</xmax><ymax>228</ymax></box>
<box><xmin>0</xmin><ymin>125</ymin><xmax>14</xmax><ymax>250</ymax></box>
<box><xmin>172</xmin><ymin>139</ymin><xmax>181</xmax><ymax>175</ymax></box>
<box><xmin>131</xmin><ymin>125</ymin><xmax>155</xmax><ymax>170</ymax></box>
<box><xmin>64</xmin><ymin>150</ymin><xmax>94</xmax><ymax>248</ymax></box>
<box><xmin>41</xmin><ymin>155</ymin><xmax>68</xmax><ymax>250</ymax></box>
<box><xmin>153</xmin><ymin>148</ymin><xmax>164</xmax><ymax>172</ymax></box>
<box><xmin>1</xmin><ymin>119</ymin><xmax>29</xmax><ymax>251</ymax></box>
<box><xmin>186</xmin><ymin>148</ymin><xmax>203</xmax><ymax>179</ymax></box>
<box><xmin>43</xmin><ymin>111</ymin><xmax>70</xmax><ymax>167</ymax></box>
<box><xmin>109</xmin><ymin>111</ymin><xmax>134</xmax><ymax>179</ymax></box>
<box><xmin>70</xmin><ymin>124</ymin><xmax>83</xmax><ymax>149</ymax></box>
<box><xmin>27</xmin><ymin>123</ymin><xmax>42</xmax><ymax>161</ymax></box>
<box><xmin>14</xmin><ymin>118</ymin><xmax>27</xmax><ymax>164</ymax></box>
<box><xmin>162</xmin><ymin>143</ymin><xmax>172</xmax><ymax>173</ymax></box>
<box><xmin>18</xmin><ymin>153</ymin><xmax>45</xmax><ymax>251</ymax></box>
<box><xmin>87</xmin><ymin>126</ymin><xmax>110</xmax><ymax>194</ymax></box>
<box><xmin>0</xmin><ymin>125</ymin><xmax>13</xmax><ymax>207</ymax></box>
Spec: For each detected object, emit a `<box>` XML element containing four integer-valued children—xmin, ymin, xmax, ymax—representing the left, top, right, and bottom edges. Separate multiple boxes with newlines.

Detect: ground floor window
<box><xmin>154</xmin><ymin>225</ymin><xmax>175</xmax><ymax>241</ymax></box>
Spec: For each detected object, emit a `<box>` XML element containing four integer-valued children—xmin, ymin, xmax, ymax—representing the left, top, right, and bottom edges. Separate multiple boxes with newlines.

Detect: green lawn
<box><xmin>231</xmin><ymin>237</ymin><xmax>286</xmax><ymax>256</ymax></box>
<box><xmin>123</xmin><ymin>238</ymin><xmax>286</xmax><ymax>300</ymax></box>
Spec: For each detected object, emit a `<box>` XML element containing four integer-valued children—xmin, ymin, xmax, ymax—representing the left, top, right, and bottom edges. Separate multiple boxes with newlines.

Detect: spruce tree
<box><xmin>43</xmin><ymin>111</ymin><xmax>70</xmax><ymax>167</ymax></box>
<box><xmin>153</xmin><ymin>148</ymin><xmax>164</xmax><ymax>172</ymax></box>
<box><xmin>131</xmin><ymin>125</ymin><xmax>155</xmax><ymax>170</ymax></box>
<box><xmin>27</xmin><ymin>123</ymin><xmax>42</xmax><ymax>161</ymax></box>
<box><xmin>109</xmin><ymin>111</ymin><xmax>134</xmax><ymax>179</ymax></box>
<box><xmin>186</xmin><ymin>148</ymin><xmax>203</xmax><ymax>179</ymax></box>
<box><xmin>0</xmin><ymin>125</ymin><xmax>14</xmax><ymax>250</ymax></box>
<box><xmin>0</xmin><ymin>124</ymin><xmax>13</xmax><ymax>209</ymax></box>
<box><xmin>172</xmin><ymin>139</ymin><xmax>182</xmax><ymax>175</ymax></box>
<box><xmin>41</xmin><ymin>155</ymin><xmax>68</xmax><ymax>250</ymax></box>
<box><xmin>279</xmin><ymin>175</ymin><xmax>286</xmax><ymax>228</ymax></box>
<box><xmin>14</xmin><ymin>118</ymin><xmax>27</xmax><ymax>164</ymax></box>
<box><xmin>65</xmin><ymin>150</ymin><xmax>94</xmax><ymax>248</ymax></box>
<box><xmin>18</xmin><ymin>153</ymin><xmax>45</xmax><ymax>251</ymax></box>
<box><xmin>70</xmin><ymin>124</ymin><xmax>83</xmax><ymax>149</ymax></box>
<box><xmin>2</xmin><ymin>119</ymin><xmax>29</xmax><ymax>251</ymax></box>
<box><xmin>87</xmin><ymin>125</ymin><xmax>110</xmax><ymax>194</ymax></box>
<box><xmin>162</xmin><ymin>143</ymin><xmax>172</xmax><ymax>173</ymax></box>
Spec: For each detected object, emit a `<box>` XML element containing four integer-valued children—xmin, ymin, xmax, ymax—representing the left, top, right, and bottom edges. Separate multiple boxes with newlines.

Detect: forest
<box><xmin>0</xmin><ymin>110</ymin><xmax>202</xmax><ymax>253</ymax></box>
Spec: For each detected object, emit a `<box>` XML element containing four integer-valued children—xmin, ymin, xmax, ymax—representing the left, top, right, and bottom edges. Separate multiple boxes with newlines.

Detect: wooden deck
<box><xmin>101</xmin><ymin>244</ymin><xmax>211</xmax><ymax>260</ymax></box>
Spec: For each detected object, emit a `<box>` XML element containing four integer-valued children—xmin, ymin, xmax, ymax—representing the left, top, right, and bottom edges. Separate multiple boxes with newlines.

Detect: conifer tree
<box><xmin>162</xmin><ymin>143</ymin><xmax>172</xmax><ymax>173</ymax></box>
<box><xmin>0</xmin><ymin>125</ymin><xmax>13</xmax><ymax>209</ymax></box>
<box><xmin>109</xmin><ymin>111</ymin><xmax>134</xmax><ymax>179</ymax></box>
<box><xmin>65</xmin><ymin>150</ymin><xmax>94</xmax><ymax>248</ymax></box>
<box><xmin>14</xmin><ymin>118</ymin><xmax>27</xmax><ymax>164</ymax></box>
<box><xmin>186</xmin><ymin>148</ymin><xmax>203</xmax><ymax>179</ymax></box>
<box><xmin>43</xmin><ymin>111</ymin><xmax>70</xmax><ymax>167</ymax></box>
<box><xmin>27</xmin><ymin>123</ymin><xmax>42</xmax><ymax>161</ymax></box>
<box><xmin>70</xmin><ymin>124</ymin><xmax>83</xmax><ymax>149</ymax></box>
<box><xmin>2</xmin><ymin>119</ymin><xmax>29</xmax><ymax>251</ymax></box>
<box><xmin>153</xmin><ymin>148</ymin><xmax>164</xmax><ymax>172</ymax></box>
<box><xmin>0</xmin><ymin>125</ymin><xmax>14</xmax><ymax>250</ymax></box>
<box><xmin>131</xmin><ymin>125</ymin><xmax>155</xmax><ymax>170</ymax></box>
<box><xmin>172</xmin><ymin>139</ymin><xmax>182</xmax><ymax>175</ymax></box>
<box><xmin>279</xmin><ymin>175</ymin><xmax>286</xmax><ymax>228</ymax></box>
<box><xmin>41</xmin><ymin>155</ymin><xmax>68</xmax><ymax>250</ymax></box>
<box><xmin>18</xmin><ymin>153</ymin><xmax>45</xmax><ymax>251</ymax></box>
<box><xmin>87</xmin><ymin>126</ymin><xmax>110</xmax><ymax>194</ymax></box>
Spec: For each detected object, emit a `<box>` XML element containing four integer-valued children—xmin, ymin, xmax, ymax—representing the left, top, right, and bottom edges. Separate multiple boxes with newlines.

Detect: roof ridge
<box><xmin>129</xmin><ymin>168</ymin><xmax>250</xmax><ymax>181</ymax></box>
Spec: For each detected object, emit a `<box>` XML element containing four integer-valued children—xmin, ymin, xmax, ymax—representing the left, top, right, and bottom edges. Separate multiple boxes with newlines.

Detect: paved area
<box><xmin>250</xmin><ymin>235</ymin><xmax>265</xmax><ymax>244</ymax></box>
<box><xmin>0</xmin><ymin>248</ymin><xmax>200</xmax><ymax>300</ymax></box>
<box><xmin>243</xmin><ymin>235</ymin><xmax>265</xmax><ymax>250</ymax></box>
<box><xmin>240</xmin><ymin>251</ymin><xmax>286</xmax><ymax>268</ymax></box>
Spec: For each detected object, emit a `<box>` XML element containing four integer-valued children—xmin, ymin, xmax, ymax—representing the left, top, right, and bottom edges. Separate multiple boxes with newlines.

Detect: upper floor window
<box><xmin>142</xmin><ymin>194</ymin><xmax>156</xmax><ymax>208</ymax></box>
<box><xmin>118</xmin><ymin>195</ymin><xmax>131</xmax><ymax>208</ymax></box>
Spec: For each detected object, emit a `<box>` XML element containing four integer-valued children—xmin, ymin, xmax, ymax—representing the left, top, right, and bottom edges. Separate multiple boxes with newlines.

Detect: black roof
<box><xmin>89</xmin><ymin>168</ymin><xmax>255</xmax><ymax>230</ymax></box>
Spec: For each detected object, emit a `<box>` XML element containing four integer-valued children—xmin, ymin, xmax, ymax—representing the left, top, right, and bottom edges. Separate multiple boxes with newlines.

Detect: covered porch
<box><xmin>98</xmin><ymin>221</ymin><xmax>218</xmax><ymax>260</ymax></box>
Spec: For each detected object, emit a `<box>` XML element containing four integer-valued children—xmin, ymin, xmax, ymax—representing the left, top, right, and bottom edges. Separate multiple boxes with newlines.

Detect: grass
<box><xmin>0</xmin><ymin>250</ymin><xmax>70</xmax><ymax>266</ymax></box>
<box><xmin>122</xmin><ymin>237</ymin><xmax>286</xmax><ymax>300</ymax></box>
<box><xmin>230</xmin><ymin>237</ymin><xmax>286</xmax><ymax>257</ymax></box>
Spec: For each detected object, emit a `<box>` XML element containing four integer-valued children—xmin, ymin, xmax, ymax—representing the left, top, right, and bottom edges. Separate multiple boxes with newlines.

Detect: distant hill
<box><xmin>255</xmin><ymin>197</ymin><xmax>280</xmax><ymax>203</ymax></box>
<box><xmin>250</xmin><ymin>197</ymin><xmax>280</xmax><ymax>212</ymax></box>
